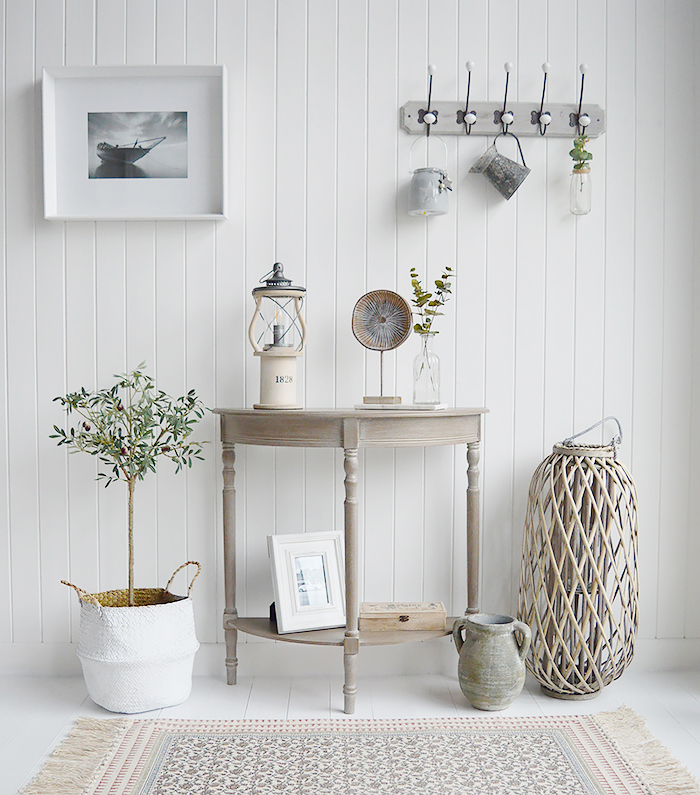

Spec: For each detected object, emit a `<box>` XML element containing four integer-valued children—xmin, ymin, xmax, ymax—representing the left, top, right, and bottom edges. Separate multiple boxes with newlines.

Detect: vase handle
<box><xmin>513</xmin><ymin>620</ymin><xmax>532</xmax><ymax>661</ymax></box>
<box><xmin>452</xmin><ymin>616</ymin><xmax>469</xmax><ymax>653</ymax></box>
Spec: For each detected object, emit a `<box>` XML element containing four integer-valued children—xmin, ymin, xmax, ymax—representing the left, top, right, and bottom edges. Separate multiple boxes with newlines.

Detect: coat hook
<box><xmin>498</xmin><ymin>62</ymin><xmax>514</xmax><ymax>133</ymax></box>
<box><xmin>418</xmin><ymin>64</ymin><xmax>439</xmax><ymax>137</ymax></box>
<box><xmin>572</xmin><ymin>63</ymin><xmax>591</xmax><ymax>135</ymax></box>
<box><xmin>457</xmin><ymin>61</ymin><xmax>477</xmax><ymax>134</ymax></box>
<box><xmin>535</xmin><ymin>62</ymin><xmax>552</xmax><ymax>135</ymax></box>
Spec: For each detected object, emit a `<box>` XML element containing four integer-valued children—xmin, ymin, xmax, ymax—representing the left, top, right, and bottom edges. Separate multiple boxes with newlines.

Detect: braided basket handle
<box><xmin>61</xmin><ymin>580</ymin><xmax>100</xmax><ymax>606</ymax></box>
<box><xmin>165</xmin><ymin>561</ymin><xmax>201</xmax><ymax>597</ymax></box>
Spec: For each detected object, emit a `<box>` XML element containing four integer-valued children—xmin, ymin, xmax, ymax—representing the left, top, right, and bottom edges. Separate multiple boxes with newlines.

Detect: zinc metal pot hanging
<box><xmin>470</xmin><ymin>131</ymin><xmax>530</xmax><ymax>200</ymax></box>
<box><xmin>407</xmin><ymin>135</ymin><xmax>452</xmax><ymax>216</ymax></box>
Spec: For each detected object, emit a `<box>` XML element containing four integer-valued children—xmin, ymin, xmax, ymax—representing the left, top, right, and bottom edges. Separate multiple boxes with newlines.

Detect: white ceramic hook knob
<box><xmin>504</xmin><ymin>61</ymin><xmax>514</xmax><ymax>73</ymax></box>
<box><xmin>465</xmin><ymin>110</ymin><xmax>477</xmax><ymax>125</ymax></box>
<box><xmin>539</xmin><ymin>111</ymin><xmax>552</xmax><ymax>125</ymax></box>
<box><xmin>428</xmin><ymin>63</ymin><xmax>437</xmax><ymax>76</ymax></box>
<box><xmin>578</xmin><ymin>113</ymin><xmax>590</xmax><ymax>127</ymax></box>
<box><xmin>579</xmin><ymin>63</ymin><xmax>588</xmax><ymax>74</ymax></box>
<box><xmin>466</xmin><ymin>60</ymin><xmax>476</xmax><ymax>72</ymax></box>
<box><xmin>542</xmin><ymin>62</ymin><xmax>551</xmax><ymax>73</ymax></box>
<box><xmin>423</xmin><ymin>112</ymin><xmax>437</xmax><ymax>125</ymax></box>
<box><xmin>501</xmin><ymin>111</ymin><xmax>514</xmax><ymax>125</ymax></box>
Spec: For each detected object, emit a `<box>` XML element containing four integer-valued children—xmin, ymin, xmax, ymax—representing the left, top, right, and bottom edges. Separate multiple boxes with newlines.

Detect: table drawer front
<box><xmin>221</xmin><ymin>413</ymin><xmax>343</xmax><ymax>447</ymax></box>
<box><xmin>359</xmin><ymin>414</ymin><xmax>480</xmax><ymax>447</ymax></box>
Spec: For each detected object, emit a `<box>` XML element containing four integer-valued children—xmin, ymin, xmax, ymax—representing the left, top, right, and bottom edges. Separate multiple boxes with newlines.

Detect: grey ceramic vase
<box><xmin>453</xmin><ymin>613</ymin><xmax>531</xmax><ymax>711</ymax></box>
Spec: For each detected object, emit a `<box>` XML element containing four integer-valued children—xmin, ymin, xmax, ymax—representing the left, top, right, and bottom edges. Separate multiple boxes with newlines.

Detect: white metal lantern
<box><xmin>248</xmin><ymin>263</ymin><xmax>307</xmax><ymax>410</ymax></box>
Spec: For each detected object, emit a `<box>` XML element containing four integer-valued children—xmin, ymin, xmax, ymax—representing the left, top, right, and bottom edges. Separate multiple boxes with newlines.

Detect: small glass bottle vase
<box><xmin>413</xmin><ymin>333</ymin><xmax>441</xmax><ymax>405</ymax></box>
<box><xmin>569</xmin><ymin>168</ymin><xmax>592</xmax><ymax>216</ymax></box>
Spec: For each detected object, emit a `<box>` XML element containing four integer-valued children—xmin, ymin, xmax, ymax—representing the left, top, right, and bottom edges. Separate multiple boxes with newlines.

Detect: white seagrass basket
<box><xmin>63</xmin><ymin>561</ymin><xmax>201</xmax><ymax>714</ymax></box>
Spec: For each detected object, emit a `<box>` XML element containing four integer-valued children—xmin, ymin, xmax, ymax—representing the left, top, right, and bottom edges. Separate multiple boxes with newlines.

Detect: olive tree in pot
<box><xmin>52</xmin><ymin>365</ymin><xmax>206</xmax><ymax>713</ymax></box>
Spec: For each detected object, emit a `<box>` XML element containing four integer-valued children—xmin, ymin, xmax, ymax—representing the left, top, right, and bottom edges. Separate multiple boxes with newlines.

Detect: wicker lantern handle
<box><xmin>562</xmin><ymin>416</ymin><xmax>623</xmax><ymax>456</ymax></box>
<box><xmin>165</xmin><ymin>561</ymin><xmax>201</xmax><ymax>596</ymax></box>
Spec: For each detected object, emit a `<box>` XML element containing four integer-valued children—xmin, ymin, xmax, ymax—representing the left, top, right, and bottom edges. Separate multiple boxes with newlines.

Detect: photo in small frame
<box><xmin>268</xmin><ymin>531</ymin><xmax>345</xmax><ymax>634</ymax></box>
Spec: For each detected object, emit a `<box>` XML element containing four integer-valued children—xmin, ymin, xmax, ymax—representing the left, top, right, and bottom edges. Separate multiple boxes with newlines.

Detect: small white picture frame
<box><xmin>268</xmin><ymin>531</ymin><xmax>346</xmax><ymax>634</ymax></box>
<box><xmin>42</xmin><ymin>65</ymin><xmax>227</xmax><ymax>220</ymax></box>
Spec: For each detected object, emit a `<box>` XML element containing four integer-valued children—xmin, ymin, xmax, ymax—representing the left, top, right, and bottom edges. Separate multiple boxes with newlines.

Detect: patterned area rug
<box><xmin>21</xmin><ymin>707</ymin><xmax>699</xmax><ymax>795</ymax></box>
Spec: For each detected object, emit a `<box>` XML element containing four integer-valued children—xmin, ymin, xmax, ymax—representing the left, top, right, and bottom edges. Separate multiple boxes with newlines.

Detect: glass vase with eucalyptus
<box><xmin>409</xmin><ymin>265</ymin><xmax>454</xmax><ymax>405</ymax></box>
<box><xmin>413</xmin><ymin>332</ymin><xmax>441</xmax><ymax>404</ymax></box>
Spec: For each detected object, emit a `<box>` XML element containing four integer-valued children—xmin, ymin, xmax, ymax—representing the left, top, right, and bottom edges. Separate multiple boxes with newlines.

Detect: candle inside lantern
<box><xmin>273</xmin><ymin>322</ymin><xmax>285</xmax><ymax>346</ymax></box>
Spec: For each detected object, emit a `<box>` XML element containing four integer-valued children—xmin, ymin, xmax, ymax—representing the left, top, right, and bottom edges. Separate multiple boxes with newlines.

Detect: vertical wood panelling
<box><xmin>631</xmin><ymin>0</ymin><xmax>664</xmax><ymax>640</ymax></box>
<box><xmin>96</xmin><ymin>0</ymin><xmax>125</xmax><ymax>65</ymax></box>
<box><xmin>480</xmin><ymin>0</ymin><xmax>518</xmax><ymax>615</ymax></box>
<box><xmin>215</xmin><ymin>0</ymin><xmax>248</xmax><ymax>641</ymax></box>
<box><xmin>274</xmin><ymin>0</ymin><xmax>307</xmax><ymax>540</ymax></box>
<box><xmin>363</xmin><ymin>0</ymin><xmax>398</xmax><ymax>603</ymax></box>
<box><xmin>542</xmin><ymin>1</ymin><xmax>577</xmax><ymax>448</ymax></box>
<box><xmin>573</xmin><ymin>0</ymin><xmax>606</xmax><ymax>435</ymax></box>
<box><xmin>687</xmin><ymin>4</ymin><xmax>700</xmax><ymax>640</ymax></box>
<box><xmin>243</xmin><ymin>1</ymin><xmax>277</xmax><ymax>622</ymax></box>
<box><xmin>656</xmin><ymin>0</ymin><xmax>694</xmax><ymax>639</ymax></box>
<box><xmin>0</xmin><ymin>0</ymin><xmax>9</xmax><ymax>643</ymax></box>
<box><xmin>422</xmin><ymin>0</ymin><xmax>459</xmax><ymax>611</ymax></box>
<box><xmin>126</xmin><ymin>0</ymin><xmax>156</xmax><ymax>64</ymax></box>
<box><xmin>452</xmin><ymin>0</ymin><xmax>489</xmax><ymax>612</ymax></box>
<box><xmin>2</xmin><ymin>0</ymin><xmax>700</xmax><ymax>658</ymax></box>
<box><xmin>392</xmin><ymin>0</ymin><xmax>425</xmax><ymax>603</ymax></box>
<box><xmin>304</xmin><ymin>0</ymin><xmax>339</xmax><ymax>579</ymax></box>
<box><xmin>154</xmin><ymin>222</ymin><xmax>189</xmax><ymax>590</ymax></box>
<box><xmin>35</xmin><ymin>0</ymin><xmax>69</xmax><ymax>642</ymax></box>
<box><xmin>5</xmin><ymin>0</ymin><xmax>41</xmax><ymax>642</ymax></box>
<box><xmin>604</xmin><ymin>0</ymin><xmax>637</xmax><ymax>632</ymax></box>
<box><xmin>510</xmin><ymin>0</ymin><xmax>548</xmax><ymax>607</ymax></box>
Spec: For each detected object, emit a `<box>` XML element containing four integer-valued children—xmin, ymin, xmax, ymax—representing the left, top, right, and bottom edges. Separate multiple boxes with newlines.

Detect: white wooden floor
<box><xmin>4</xmin><ymin>671</ymin><xmax>700</xmax><ymax>794</ymax></box>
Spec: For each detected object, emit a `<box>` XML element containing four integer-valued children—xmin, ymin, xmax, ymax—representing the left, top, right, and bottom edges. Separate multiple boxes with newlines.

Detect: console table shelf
<box><xmin>214</xmin><ymin>407</ymin><xmax>488</xmax><ymax>714</ymax></box>
<box><xmin>231</xmin><ymin>616</ymin><xmax>461</xmax><ymax>647</ymax></box>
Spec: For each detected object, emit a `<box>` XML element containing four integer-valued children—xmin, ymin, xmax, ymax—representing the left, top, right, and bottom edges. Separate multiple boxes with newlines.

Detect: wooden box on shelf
<box><xmin>359</xmin><ymin>602</ymin><xmax>446</xmax><ymax>632</ymax></box>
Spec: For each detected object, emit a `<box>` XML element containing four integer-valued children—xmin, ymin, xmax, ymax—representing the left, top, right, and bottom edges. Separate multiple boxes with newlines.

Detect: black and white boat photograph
<box><xmin>88</xmin><ymin>111</ymin><xmax>187</xmax><ymax>179</ymax></box>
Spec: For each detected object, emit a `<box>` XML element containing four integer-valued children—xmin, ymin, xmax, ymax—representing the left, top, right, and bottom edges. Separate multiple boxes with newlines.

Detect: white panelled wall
<box><xmin>1</xmin><ymin>0</ymin><xmax>699</xmax><ymax>675</ymax></box>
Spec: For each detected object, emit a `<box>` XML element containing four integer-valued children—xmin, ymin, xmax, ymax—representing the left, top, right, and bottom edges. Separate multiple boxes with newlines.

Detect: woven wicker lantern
<box><xmin>518</xmin><ymin>418</ymin><xmax>639</xmax><ymax>699</ymax></box>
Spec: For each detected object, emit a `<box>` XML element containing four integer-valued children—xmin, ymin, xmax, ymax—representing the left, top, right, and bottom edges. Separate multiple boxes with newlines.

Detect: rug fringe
<box><xmin>19</xmin><ymin>717</ymin><xmax>131</xmax><ymax>795</ymax></box>
<box><xmin>594</xmin><ymin>706</ymin><xmax>700</xmax><ymax>795</ymax></box>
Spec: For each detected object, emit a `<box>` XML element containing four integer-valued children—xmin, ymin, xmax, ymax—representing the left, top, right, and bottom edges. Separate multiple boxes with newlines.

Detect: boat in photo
<box><xmin>96</xmin><ymin>136</ymin><xmax>165</xmax><ymax>165</ymax></box>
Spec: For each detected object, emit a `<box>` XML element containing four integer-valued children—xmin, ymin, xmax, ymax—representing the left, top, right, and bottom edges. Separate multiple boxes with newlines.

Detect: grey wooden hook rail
<box><xmin>400</xmin><ymin>101</ymin><xmax>605</xmax><ymax>138</ymax></box>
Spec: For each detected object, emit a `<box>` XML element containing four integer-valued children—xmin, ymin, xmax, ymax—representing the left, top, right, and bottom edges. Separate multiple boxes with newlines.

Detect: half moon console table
<box><xmin>214</xmin><ymin>407</ymin><xmax>488</xmax><ymax>714</ymax></box>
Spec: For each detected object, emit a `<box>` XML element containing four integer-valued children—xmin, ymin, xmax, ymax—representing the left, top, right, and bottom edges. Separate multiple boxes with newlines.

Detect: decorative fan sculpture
<box><xmin>352</xmin><ymin>290</ymin><xmax>412</xmax><ymax>405</ymax></box>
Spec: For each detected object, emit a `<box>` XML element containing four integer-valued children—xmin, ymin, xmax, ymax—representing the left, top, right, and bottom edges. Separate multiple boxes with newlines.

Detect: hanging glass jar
<box><xmin>412</xmin><ymin>332</ymin><xmax>440</xmax><ymax>404</ymax></box>
<box><xmin>570</xmin><ymin>167</ymin><xmax>592</xmax><ymax>215</ymax></box>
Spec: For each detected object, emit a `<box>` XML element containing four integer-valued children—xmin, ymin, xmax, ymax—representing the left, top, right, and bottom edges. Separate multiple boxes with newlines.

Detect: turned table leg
<box><xmin>222</xmin><ymin>439</ymin><xmax>238</xmax><ymax>685</ymax></box>
<box><xmin>343</xmin><ymin>446</ymin><xmax>359</xmax><ymax>714</ymax></box>
<box><xmin>467</xmin><ymin>440</ymin><xmax>481</xmax><ymax>615</ymax></box>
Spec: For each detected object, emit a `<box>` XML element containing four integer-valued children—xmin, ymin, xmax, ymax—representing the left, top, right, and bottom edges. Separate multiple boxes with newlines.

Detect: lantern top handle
<box><xmin>562</xmin><ymin>416</ymin><xmax>623</xmax><ymax>455</ymax></box>
<box><xmin>253</xmin><ymin>262</ymin><xmax>306</xmax><ymax>296</ymax></box>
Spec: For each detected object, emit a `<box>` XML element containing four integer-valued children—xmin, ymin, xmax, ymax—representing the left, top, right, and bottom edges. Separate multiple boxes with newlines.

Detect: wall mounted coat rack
<box><xmin>401</xmin><ymin>63</ymin><xmax>605</xmax><ymax>139</ymax></box>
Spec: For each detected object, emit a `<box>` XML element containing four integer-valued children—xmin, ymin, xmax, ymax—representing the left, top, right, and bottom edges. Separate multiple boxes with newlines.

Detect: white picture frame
<box><xmin>42</xmin><ymin>65</ymin><xmax>227</xmax><ymax>220</ymax></box>
<box><xmin>268</xmin><ymin>531</ymin><xmax>346</xmax><ymax>634</ymax></box>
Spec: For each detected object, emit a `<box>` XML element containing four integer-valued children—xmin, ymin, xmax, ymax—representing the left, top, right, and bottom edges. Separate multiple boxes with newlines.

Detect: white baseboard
<box><xmin>2</xmin><ymin>637</ymin><xmax>700</xmax><ymax>678</ymax></box>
